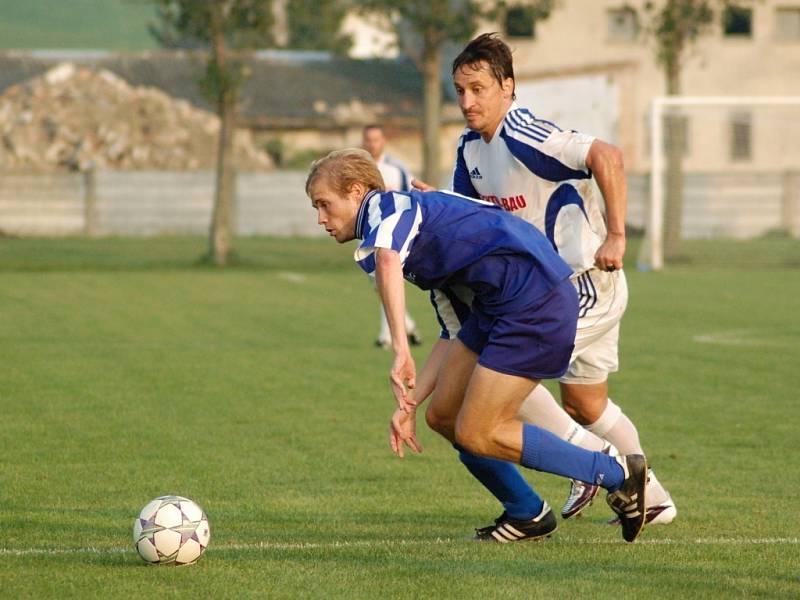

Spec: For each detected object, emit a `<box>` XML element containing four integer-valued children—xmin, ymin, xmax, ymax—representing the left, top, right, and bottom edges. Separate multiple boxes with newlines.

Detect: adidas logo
<box><xmin>469</xmin><ymin>167</ymin><xmax>483</xmax><ymax>180</ymax></box>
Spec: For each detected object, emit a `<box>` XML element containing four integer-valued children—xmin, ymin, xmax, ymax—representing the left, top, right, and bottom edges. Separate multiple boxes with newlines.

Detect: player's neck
<box><xmin>480</xmin><ymin>115</ymin><xmax>505</xmax><ymax>143</ymax></box>
<box><xmin>480</xmin><ymin>101</ymin><xmax>514</xmax><ymax>143</ymax></box>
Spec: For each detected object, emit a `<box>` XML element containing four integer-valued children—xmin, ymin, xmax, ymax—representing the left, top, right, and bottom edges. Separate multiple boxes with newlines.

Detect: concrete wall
<box><xmin>0</xmin><ymin>170</ymin><xmax>322</xmax><ymax>237</ymax></box>
<box><xmin>0</xmin><ymin>169</ymin><xmax>797</xmax><ymax>239</ymax></box>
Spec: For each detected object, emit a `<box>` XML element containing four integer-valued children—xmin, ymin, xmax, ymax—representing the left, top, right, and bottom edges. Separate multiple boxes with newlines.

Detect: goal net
<box><xmin>637</xmin><ymin>96</ymin><xmax>800</xmax><ymax>270</ymax></box>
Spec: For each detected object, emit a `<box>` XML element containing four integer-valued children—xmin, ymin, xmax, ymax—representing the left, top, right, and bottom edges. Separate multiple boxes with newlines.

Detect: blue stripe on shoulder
<box><xmin>500</xmin><ymin>127</ymin><xmax>590</xmax><ymax>183</ymax></box>
<box><xmin>544</xmin><ymin>184</ymin><xmax>589</xmax><ymax>251</ymax></box>
<box><xmin>514</xmin><ymin>108</ymin><xmax>564</xmax><ymax>133</ymax></box>
<box><xmin>506</xmin><ymin>111</ymin><xmax>551</xmax><ymax>142</ymax></box>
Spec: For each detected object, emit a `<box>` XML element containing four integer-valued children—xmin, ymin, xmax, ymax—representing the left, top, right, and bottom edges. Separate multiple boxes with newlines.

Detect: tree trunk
<box><xmin>421</xmin><ymin>33</ymin><xmax>442</xmax><ymax>187</ymax></box>
<box><xmin>209</xmin><ymin>22</ymin><xmax>237</xmax><ymax>267</ymax></box>
<box><xmin>663</xmin><ymin>56</ymin><xmax>684</xmax><ymax>261</ymax></box>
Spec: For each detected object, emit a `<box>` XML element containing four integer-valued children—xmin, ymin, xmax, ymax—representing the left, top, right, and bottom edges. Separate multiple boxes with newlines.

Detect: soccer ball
<box><xmin>133</xmin><ymin>495</ymin><xmax>211</xmax><ymax>565</ymax></box>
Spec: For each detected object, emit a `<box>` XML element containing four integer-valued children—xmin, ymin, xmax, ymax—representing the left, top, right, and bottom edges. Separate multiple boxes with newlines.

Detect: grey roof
<box><xmin>0</xmin><ymin>50</ymin><xmax>431</xmax><ymax>128</ymax></box>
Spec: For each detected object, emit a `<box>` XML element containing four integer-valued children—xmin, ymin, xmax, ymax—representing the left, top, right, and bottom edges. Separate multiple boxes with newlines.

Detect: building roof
<box><xmin>0</xmin><ymin>50</ymin><xmax>430</xmax><ymax>129</ymax></box>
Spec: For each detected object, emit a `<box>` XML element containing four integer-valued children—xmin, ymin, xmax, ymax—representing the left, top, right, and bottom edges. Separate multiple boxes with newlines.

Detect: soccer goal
<box><xmin>637</xmin><ymin>96</ymin><xmax>800</xmax><ymax>270</ymax></box>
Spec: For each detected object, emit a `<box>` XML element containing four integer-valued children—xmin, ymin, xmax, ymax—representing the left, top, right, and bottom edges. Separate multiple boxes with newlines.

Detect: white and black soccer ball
<box><xmin>133</xmin><ymin>495</ymin><xmax>211</xmax><ymax>565</ymax></box>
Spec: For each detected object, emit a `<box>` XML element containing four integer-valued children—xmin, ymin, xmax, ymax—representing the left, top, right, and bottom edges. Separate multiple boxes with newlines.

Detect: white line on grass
<box><xmin>693</xmin><ymin>330</ymin><xmax>784</xmax><ymax>346</ymax></box>
<box><xmin>277</xmin><ymin>271</ymin><xmax>307</xmax><ymax>283</ymax></box>
<box><xmin>1</xmin><ymin>537</ymin><xmax>798</xmax><ymax>557</ymax></box>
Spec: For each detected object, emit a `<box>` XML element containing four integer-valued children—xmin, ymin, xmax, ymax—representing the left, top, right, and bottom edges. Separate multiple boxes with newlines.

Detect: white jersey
<box><xmin>451</xmin><ymin>103</ymin><xmax>607</xmax><ymax>275</ymax></box>
<box><xmin>376</xmin><ymin>153</ymin><xmax>412</xmax><ymax>192</ymax></box>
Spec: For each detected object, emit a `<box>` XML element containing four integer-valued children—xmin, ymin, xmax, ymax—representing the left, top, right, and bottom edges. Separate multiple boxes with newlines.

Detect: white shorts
<box><xmin>560</xmin><ymin>268</ymin><xmax>628</xmax><ymax>385</ymax></box>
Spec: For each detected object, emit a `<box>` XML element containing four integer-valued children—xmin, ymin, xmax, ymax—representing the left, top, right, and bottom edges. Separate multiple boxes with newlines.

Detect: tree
<box><xmin>285</xmin><ymin>0</ymin><xmax>352</xmax><ymax>54</ymax></box>
<box><xmin>149</xmin><ymin>1</ymin><xmax>274</xmax><ymax>266</ymax></box>
<box><xmin>640</xmin><ymin>0</ymin><xmax>749</xmax><ymax>259</ymax></box>
<box><xmin>356</xmin><ymin>1</ymin><xmax>555</xmax><ymax>186</ymax></box>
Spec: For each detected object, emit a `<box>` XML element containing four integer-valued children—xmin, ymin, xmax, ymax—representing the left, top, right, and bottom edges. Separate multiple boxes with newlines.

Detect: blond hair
<box><xmin>305</xmin><ymin>148</ymin><xmax>385</xmax><ymax>196</ymax></box>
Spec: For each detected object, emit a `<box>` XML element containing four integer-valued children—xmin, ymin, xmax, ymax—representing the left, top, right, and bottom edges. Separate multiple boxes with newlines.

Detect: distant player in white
<box><xmin>362</xmin><ymin>124</ymin><xmax>423</xmax><ymax>349</ymax></box>
<box><xmin>415</xmin><ymin>33</ymin><xmax>675</xmax><ymax>524</ymax></box>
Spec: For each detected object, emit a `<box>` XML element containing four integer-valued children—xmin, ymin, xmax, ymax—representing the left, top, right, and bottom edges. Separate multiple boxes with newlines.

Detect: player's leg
<box><xmin>456</xmin><ymin>365</ymin><xmax>622</xmax><ymax>486</ymax></box>
<box><xmin>563</xmin><ymin>380</ymin><xmax>676</xmax><ymax>525</ymax></box>
<box><xmin>516</xmin><ymin>385</ymin><xmax>607</xmax><ymax>450</ymax></box>
<box><xmin>561</xmin><ymin>270</ymin><xmax>676</xmax><ymax>523</ymax></box>
<box><xmin>456</xmin><ymin>362</ymin><xmax>647</xmax><ymax>543</ymax></box>
<box><xmin>426</xmin><ymin>339</ymin><xmax>550</xmax><ymax>536</ymax></box>
<box><xmin>404</xmin><ymin>309</ymin><xmax>423</xmax><ymax>346</ymax></box>
<box><xmin>457</xmin><ymin>278</ymin><xmax>646</xmax><ymax>542</ymax></box>
<box><xmin>515</xmin><ymin>368</ymin><xmax>610</xmax><ymax>520</ymax></box>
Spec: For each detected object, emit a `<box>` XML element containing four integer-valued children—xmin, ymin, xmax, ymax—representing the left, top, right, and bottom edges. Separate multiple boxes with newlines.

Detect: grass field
<box><xmin>0</xmin><ymin>0</ymin><xmax>157</xmax><ymax>52</ymax></box>
<box><xmin>1</xmin><ymin>236</ymin><xmax>798</xmax><ymax>598</ymax></box>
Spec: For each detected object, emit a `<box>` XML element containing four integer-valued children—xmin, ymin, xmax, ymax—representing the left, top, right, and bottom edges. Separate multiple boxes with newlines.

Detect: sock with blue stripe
<box><xmin>519</xmin><ymin>423</ymin><xmax>624</xmax><ymax>490</ymax></box>
<box><xmin>455</xmin><ymin>444</ymin><xmax>544</xmax><ymax>520</ymax></box>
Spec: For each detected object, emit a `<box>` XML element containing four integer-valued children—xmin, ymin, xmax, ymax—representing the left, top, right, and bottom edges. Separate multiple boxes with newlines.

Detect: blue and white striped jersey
<box><xmin>451</xmin><ymin>103</ymin><xmax>608</xmax><ymax>275</ymax></box>
<box><xmin>353</xmin><ymin>189</ymin><xmax>572</xmax><ymax>313</ymax></box>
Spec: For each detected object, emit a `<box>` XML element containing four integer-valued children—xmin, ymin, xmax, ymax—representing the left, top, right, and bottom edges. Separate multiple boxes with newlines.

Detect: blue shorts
<box><xmin>456</xmin><ymin>278</ymin><xmax>578</xmax><ymax>380</ymax></box>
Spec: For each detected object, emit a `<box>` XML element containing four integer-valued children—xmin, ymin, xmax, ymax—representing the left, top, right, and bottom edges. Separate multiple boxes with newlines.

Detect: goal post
<box><xmin>638</xmin><ymin>95</ymin><xmax>800</xmax><ymax>271</ymax></box>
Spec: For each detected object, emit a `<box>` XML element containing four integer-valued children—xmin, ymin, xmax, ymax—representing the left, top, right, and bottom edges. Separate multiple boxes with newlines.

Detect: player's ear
<box><xmin>502</xmin><ymin>77</ymin><xmax>514</xmax><ymax>99</ymax></box>
<box><xmin>348</xmin><ymin>181</ymin><xmax>366</xmax><ymax>202</ymax></box>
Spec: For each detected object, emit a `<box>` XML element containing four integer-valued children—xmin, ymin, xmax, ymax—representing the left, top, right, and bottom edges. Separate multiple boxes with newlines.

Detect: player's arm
<box><xmin>388</xmin><ymin>338</ymin><xmax>450</xmax><ymax>457</ymax></box>
<box><xmin>585</xmin><ymin>139</ymin><xmax>627</xmax><ymax>271</ymax></box>
<box><xmin>374</xmin><ymin>248</ymin><xmax>416</xmax><ymax>412</ymax></box>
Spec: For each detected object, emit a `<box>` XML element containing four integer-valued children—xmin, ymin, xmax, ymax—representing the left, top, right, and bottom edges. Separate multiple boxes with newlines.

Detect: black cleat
<box><xmin>473</xmin><ymin>503</ymin><xmax>557</xmax><ymax>543</ymax></box>
<box><xmin>606</xmin><ymin>454</ymin><xmax>648</xmax><ymax>543</ymax></box>
<box><xmin>408</xmin><ymin>330</ymin><xmax>423</xmax><ymax>346</ymax></box>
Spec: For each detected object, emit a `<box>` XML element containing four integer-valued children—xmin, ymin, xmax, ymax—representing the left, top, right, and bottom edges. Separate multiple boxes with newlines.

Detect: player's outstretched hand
<box><xmin>389</xmin><ymin>350</ymin><xmax>416</xmax><ymax>412</ymax></box>
<box><xmin>389</xmin><ymin>407</ymin><xmax>422</xmax><ymax>458</ymax></box>
<box><xmin>411</xmin><ymin>178</ymin><xmax>435</xmax><ymax>192</ymax></box>
<box><xmin>594</xmin><ymin>233</ymin><xmax>625</xmax><ymax>272</ymax></box>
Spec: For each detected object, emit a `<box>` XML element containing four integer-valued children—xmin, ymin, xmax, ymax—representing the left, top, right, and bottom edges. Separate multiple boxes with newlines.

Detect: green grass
<box><xmin>0</xmin><ymin>236</ymin><xmax>798</xmax><ymax>598</ymax></box>
<box><xmin>0</xmin><ymin>0</ymin><xmax>158</xmax><ymax>52</ymax></box>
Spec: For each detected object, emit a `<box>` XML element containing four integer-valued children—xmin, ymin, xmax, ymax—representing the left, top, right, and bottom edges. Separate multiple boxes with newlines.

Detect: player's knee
<box><xmin>454</xmin><ymin>421</ymin><xmax>493</xmax><ymax>457</ymax></box>
<box><xmin>561</xmin><ymin>387</ymin><xmax>608</xmax><ymax>425</ymax></box>
<box><xmin>563</xmin><ymin>397</ymin><xmax>605</xmax><ymax>425</ymax></box>
<box><xmin>561</xmin><ymin>399</ymin><xmax>582</xmax><ymax>422</ymax></box>
<box><xmin>425</xmin><ymin>404</ymin><xmax>454</xmax><ymax>438</ymax></box>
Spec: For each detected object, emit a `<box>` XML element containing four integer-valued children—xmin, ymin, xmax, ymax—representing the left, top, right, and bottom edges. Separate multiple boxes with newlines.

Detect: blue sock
<box><xmin>454</xmin><ymin>444</ymin><xmax>544</xmax><ymax>520</ymax></box>
<box><xmin>519</xmin><ymin>424</ymin><xmax>624</xmax><ymax>490</ymax></box>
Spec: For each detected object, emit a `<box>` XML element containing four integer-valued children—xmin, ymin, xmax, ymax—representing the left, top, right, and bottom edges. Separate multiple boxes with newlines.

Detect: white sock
<box><xmin>585</xmin><ymin>398</ymin><xmax>643</xmax><ymax>455</ymax></box>
<box><xmin>378</xmin><ymin>304</ymin><xmax>391</xmax><ymax>342</ymax></box>
<box><xmin>586</xmin><ymin>399</ymin><xmax>670</xmax><ymax>506</ymax></box>
<box><xmin>404</xmin><ymin>311</ymin><xmax>417</xmax><ymax>333</ymax></box>
<box><xmin>517</xmin><ymin>385</ymin><xmax>606</xmax><ymax>452</ymax></box>
<box><xmin>379</xmin><ymin>305</ymin><xmax>417</xmax><ymax>342</ymax></box>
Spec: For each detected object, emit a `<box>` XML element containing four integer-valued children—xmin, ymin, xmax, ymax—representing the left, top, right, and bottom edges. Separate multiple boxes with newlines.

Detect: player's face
<box><xmin>309</xmin><ymin>177</ymin><xmax>362</xmax><ymax>243</ymax></box>
<box><xmin>453</xmin><ymin>62</ymin><xmax>514</xmax><ymax>139</ymax></box>
<box><xmin>361</xmin><ymin>128</ymin><xmax>386</xmax><ymax>160</ymax></box>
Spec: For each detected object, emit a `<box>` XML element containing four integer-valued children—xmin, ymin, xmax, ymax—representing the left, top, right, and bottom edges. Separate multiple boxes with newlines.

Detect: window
<box><xmin>730</xmin><ymin>112</ymin><xmax>752</xmax><ymax>161</ymax></box>
<box><xmin>776</xmin><ymin>7</ymin><xmax>800</xmax><ymax>41</ymax></box>
<box><xmin>723</xmin><ymin>6</ymin><xmax>753</xmax><ymax>37</ymax></box>
<box><xmin>506</xmin><ymin>6</ymin><xmax>536</xmax><ymax>38</ymax></box>
<box><xmin>607</xmin><ymin>7</ymin><xmax>639</xmax><ymax>42</ymax></box>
